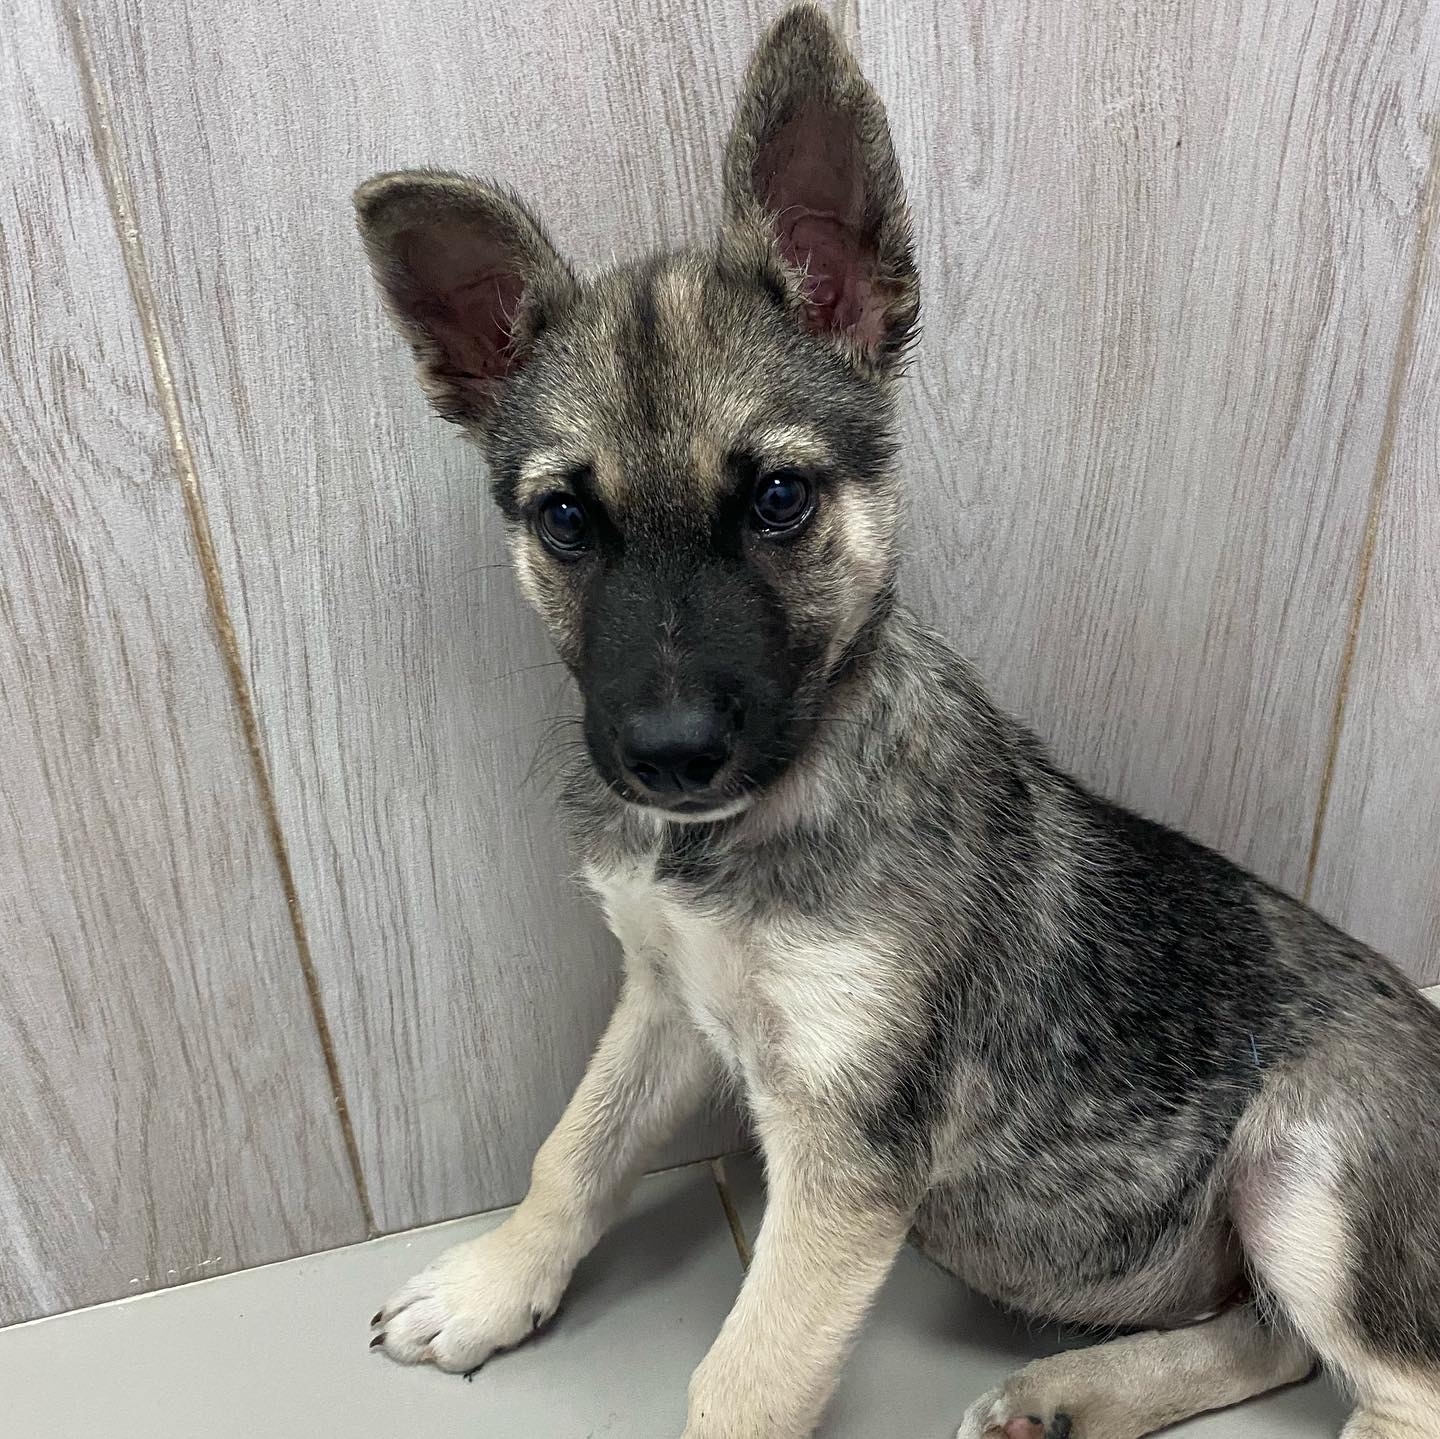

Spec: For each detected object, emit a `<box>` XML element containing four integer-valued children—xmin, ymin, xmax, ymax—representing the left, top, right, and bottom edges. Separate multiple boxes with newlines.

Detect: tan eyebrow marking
<box><xmin>516</xmin><ymin>448</ymin><xmax>586</xmax><ymax>507</ymax></box>
<box><xmin>748</xmin><ymin>425</ymin><xmax>834</xmax><ymax>468</ymax></box>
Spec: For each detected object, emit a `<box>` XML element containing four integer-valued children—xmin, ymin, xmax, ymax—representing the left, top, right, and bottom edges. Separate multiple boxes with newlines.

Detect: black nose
<box><xmin>618</xmin><ymin>702</ymin><xmax>735</xmax><ymax>797</ymax></box>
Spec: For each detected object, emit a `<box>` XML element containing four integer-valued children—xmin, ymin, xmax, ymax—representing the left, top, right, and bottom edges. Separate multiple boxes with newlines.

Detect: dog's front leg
<box><xmin>685</xmin><ymin>1112</ymin><xmax>912</xmax><ymax>1438</ymax></box>
<box><xmin>373</xmin><ymin>969</ymin><xmax>710</xmax><ymax>1372</ymax></box>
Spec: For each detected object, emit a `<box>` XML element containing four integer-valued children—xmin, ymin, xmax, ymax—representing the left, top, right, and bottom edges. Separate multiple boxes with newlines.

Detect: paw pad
<box><xmin>992</xmin><ymin>1416</ymin><xmax>1073</xmax><ymax>1439</ymax></box>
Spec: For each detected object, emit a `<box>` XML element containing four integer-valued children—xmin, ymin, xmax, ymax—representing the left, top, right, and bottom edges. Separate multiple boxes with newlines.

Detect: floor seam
<box><xmin>709</xmin><ymin>1158</ymin><xmax>753</xmax><ymax>1270</ymax></box>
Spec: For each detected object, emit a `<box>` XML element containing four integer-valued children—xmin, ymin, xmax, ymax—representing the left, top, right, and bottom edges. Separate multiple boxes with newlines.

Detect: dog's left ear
<box><xmin>721</xmin><ymin>4</ymin><xmax>918</xmax><ymax>375</ymax></box>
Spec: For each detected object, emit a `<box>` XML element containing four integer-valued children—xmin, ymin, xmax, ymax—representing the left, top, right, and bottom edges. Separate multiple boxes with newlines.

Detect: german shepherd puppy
<box><xmin>355</xmin><ymin>7</ymin><xmax>1440</xmax><ymax>1435</ymax></box>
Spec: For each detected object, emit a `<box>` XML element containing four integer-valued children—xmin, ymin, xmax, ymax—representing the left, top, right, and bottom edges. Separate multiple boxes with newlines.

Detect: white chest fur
<box><xmin>583</xmin><ymin>858</ymin><xmax>895</xmax><ymax>1100</ymax></box>
<box><xmin>585</xmin><ymin>859</ymin><xmax>754</xmax><ymax>1077</ymax></box>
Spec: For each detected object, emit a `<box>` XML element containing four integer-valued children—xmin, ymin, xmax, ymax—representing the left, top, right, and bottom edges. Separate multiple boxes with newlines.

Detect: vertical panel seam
<box><xmin>61</xmin><ymin>1</ymin><xmax>377</xmax><ymax>1235</ymax></box>
<box><xmin>1303</xmin><ymin>122</ymin><xmax>1440</xmax><ymax>903</ymax></box>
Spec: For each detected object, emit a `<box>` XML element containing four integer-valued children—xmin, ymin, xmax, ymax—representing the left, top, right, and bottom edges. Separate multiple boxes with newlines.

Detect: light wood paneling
<box><xmin>1311</xmin><ymin>157</ymin><xmax>1440</xmax><ymax>985</ymax></box>
<box><xmin>66</xmin><ymin>0</ymin><xmax>1440</xmax><ymax>1270</ymax></box>
<box><xmin>865</xmin><ymin>0</ymin><xmax>1438</xmax><ymax>909</ymax></box>
<box><xmin>0</xmin><ymin>0</ymin><xmax>366</xmax><ymax>1324</ymax></box>
<box><xmin>73</xmin><ymin>0</ymin><xmax>800</xmax><ymax>1231</ymax></box>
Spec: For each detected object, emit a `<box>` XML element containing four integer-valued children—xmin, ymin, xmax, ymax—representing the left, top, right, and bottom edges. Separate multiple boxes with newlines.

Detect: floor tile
<box><xmin>0</xmin><ymin>1164</ymin><xmax>742</xmax><ymax>1439</ymax></box>
<box><xmin>716</xmin><ymin>1155</ymin><xmax>1350</xmax><ymax>1438</ymax></box>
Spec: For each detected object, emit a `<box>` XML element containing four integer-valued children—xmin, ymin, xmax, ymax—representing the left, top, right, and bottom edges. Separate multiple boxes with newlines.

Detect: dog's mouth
<box><xmin>599</xmin><ymin>749</ymin><xmax>771</xmax><ymax>824</ymax></box>
<box><xmin>633</xmin><ymin>792</ymin><xmax>756</xmax><ymax>825</ymax></box>
<box><xmin>661</xmin><ymin>794</ymin><xmax>728</xmax><ymax>816</ymax></box>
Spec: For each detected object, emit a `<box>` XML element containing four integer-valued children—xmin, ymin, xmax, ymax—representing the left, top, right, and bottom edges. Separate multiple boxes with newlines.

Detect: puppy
<box><xmin>355</xmin><ymin>7</ymin><xmax>1440</xmax><ymax>1436</ymax></box>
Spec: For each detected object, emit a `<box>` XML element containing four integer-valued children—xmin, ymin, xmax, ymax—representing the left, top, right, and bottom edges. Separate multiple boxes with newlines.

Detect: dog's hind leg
<box><xmin>1235</xmin><ymin>1117</ymin><xmax>1440</xmax><ymax>1439</ymax></box>
<box><xmin>954</xmin><ymin>1304</ymin><xmax>1313</xmax><ymax>1439</ymax></box>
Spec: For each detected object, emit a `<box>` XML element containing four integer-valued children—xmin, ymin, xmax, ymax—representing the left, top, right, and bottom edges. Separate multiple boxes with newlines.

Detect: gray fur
<box><xmin>357</xmin><ymin>6</ymin><xmax>1440</xmax><ymax>1435</ymax></box>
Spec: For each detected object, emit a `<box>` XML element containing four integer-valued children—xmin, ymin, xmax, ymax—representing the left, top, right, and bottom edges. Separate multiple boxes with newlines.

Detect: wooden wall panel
<box><xmin>50</xmin><ymin>0</ymin><xmax>1439</xmax><ymax>1285</ymax></box>
<box><xmin>72</xmin><ymin>0</ymin><xmax>804</xmax><ymax>1232</ymax></box>
<box><xmin>1311</xmin><ymin>174</ymin><xmax>1440</xmax><ymax>985</ymax></box>
<box><xmin>0</xmin><ymin>0</ymin><xmax>365</xmax><ymax>1324</ymax></box>
<box><xmin>863</xmin><ymin>0</ymin><xmax>1438</xmax><ymax>915</ymax></box>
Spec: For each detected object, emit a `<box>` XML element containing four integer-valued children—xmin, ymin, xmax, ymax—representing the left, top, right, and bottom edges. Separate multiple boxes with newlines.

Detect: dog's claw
<box><xmin>370</xmin><ymin>1309</ymin><xmax>383</xmax><ymax>1327</ymax></box>
<box><xmin>370</xmin><ymin>1332</ymin><xmax>386</xmax><ymax>1350</ymax></box>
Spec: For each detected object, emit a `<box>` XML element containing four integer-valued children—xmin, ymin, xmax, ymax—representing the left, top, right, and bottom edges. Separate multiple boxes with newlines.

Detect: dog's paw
<box><xmin>369</xmin><ymin>1220</ymin><xmax>570</xmax><ymax>1375</ymax></box>
<box><xmin>957</xmin><ymin>1388</ymin><xmax>1075</xmax><ymax>1439</ymax></box>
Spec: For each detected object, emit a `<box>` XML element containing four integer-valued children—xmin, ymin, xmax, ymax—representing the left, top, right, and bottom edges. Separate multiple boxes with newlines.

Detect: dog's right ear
<box><xmin>354</xmin><ymin>171</ymin><xmax>576</xmax><ymax>426</ymax></box>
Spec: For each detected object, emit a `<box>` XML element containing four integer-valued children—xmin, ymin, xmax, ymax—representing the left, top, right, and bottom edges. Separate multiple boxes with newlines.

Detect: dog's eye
<box><xmin>536</xmin><ymin>493</ymin><xmax>592</xmax><ymax>554</ymax></box>
<box><xmin>751</xmin><ymin>469</ymin><xmax>814</xmax><ymax>534</ymax></box>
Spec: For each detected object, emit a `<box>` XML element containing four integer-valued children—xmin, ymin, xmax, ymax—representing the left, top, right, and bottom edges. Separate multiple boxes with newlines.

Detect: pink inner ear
<box><xmin>756</xmin><ymin>107</ymin><xmax>884</xmax><ymax>348</ymax></box>
<box><xmin>402</xmin><ymin>222</ymin><xmax>527</xmax><ymax>387</ymax></box>
<box><xmin>777</xmin><ymin>214</ymin><xmax>886</xmax><ymax>349</ymax></box>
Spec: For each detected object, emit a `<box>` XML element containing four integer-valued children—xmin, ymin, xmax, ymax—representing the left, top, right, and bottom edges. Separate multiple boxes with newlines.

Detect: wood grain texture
<box><xmin>71</xmin><ymin>0</ymin><xmax>835</xmax><ymax>1231</ymax></box>
<box><xmin>0</xmin><ymin>0</ymin><xmax>366</xmax><ymax>1325</ymax></box>
<box><xmin>864</xmin><ymin>0</ymin><xmax>1438</xmax><ymax>911</ymax></box>
<box><xmin>1311</xmin><ymin>140</ymin><xmax>1440</xmax><ymax>986</ymax></box>
<box><xmin>66</xmin><ymin>0</ymin><xmax>1440</xmax><ymax>1272</ymax></box>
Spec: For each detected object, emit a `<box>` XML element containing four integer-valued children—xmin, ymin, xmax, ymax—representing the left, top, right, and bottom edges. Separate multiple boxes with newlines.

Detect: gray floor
<box><xmin>0</xmin><ymin>1155</ymin><xmax>1353</xmax><ymax>1438</ymax></box>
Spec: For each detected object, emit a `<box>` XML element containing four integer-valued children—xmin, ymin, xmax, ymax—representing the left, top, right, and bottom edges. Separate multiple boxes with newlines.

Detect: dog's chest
<box><xmin>585</xmin><ymin>857</ymin><xmax>897</xmax><ymax>1099</ymax></box>
<box><xmin>585</xmin><ymin>859</ymin><xmax>757</xmax><ymax>1076</ymax></box>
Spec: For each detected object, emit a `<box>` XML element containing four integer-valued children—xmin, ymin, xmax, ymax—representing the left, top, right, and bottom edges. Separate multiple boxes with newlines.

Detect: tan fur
<box><xmin>373</xmin><ymin>965</ymin><xmax>710</xmax><ymax>1372</ymax></box>
<box><xmin>747</xmin><ymin>424</ymin><xmax>834</xmax><ymax>467</ymax></box>
<box><xmin>1234</xmin><ymin>1117</ymin><xmax>1440</xmax><ymax>1439</ymax></box>
<box><xmin>515</xmin><ymin>445</ymin><xmax>589</xmax><ymax>506</ymax></box>
<box><xmin>686</xmin><ymin>1118</ymin><xmax>910</xmax><ymax>1438</ymax></box>
<box><xmin>957</xmin><ymin>1307</ymin><xmax>1314</xmax><ymax>1439</ymax></box>
<box><xmin>587</xmin><ymin>863</ymin><xmax>924</xmax><ymax>1438</ymax></box>
<box><xmin>825</xmin><ymin>484</ymin><xmax>894</xmax><ymax>667</ymax></box>
<box><xmin>375</xmin><ymin>853</ymin><xmax>915</xmax><ymax>1432</ymax></box>
<box><xmin>586</xmin><ymin>860</ymin><xmax>917</xmax><ymax>1112</ymax></box>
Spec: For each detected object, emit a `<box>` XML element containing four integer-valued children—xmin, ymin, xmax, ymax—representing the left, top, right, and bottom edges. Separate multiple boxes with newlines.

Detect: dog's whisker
<box><xmin>483</xmin><ymin>658</ymin><xmax>571</xmax><ymax>686</ymax></box>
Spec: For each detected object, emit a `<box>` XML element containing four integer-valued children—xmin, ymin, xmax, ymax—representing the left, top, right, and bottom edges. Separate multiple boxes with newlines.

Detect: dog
<box><xmin>354</xmin><ymin>7</ymin><xmax>1440</xmax><ymax>1435</ymax></box>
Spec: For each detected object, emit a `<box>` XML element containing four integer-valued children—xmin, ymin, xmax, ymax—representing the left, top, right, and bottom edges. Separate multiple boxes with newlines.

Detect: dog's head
<box><xmin>356</xmin><ymin>5</ymin><xmax>917</xmax><ymax>820</ymax></box>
